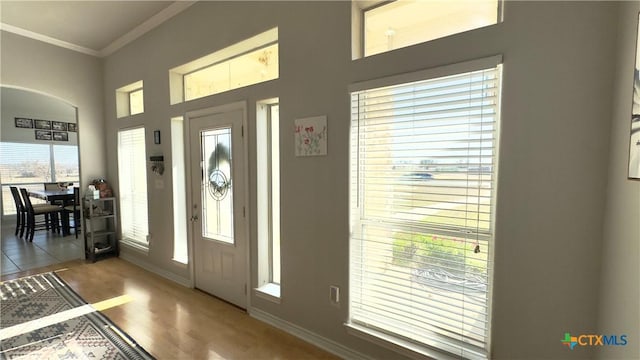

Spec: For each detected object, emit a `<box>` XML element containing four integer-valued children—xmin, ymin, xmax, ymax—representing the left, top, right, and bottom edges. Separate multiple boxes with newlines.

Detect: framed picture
<box><xmin>53</xmin><ymin>131</ymin><xmax>69</xmax><ymax>141</ymax></box>
<box><xmin>630</xmin><ymin>13</ymin><xmax>640</xmax><ymax>180</ymax></box>
<box><xmin>34</xmin><ymin>119</ymin><xmax>52</xmax><ymax>130</ymax></box>
<box><xmin>154</xmin><ymin>130</ymin><xmax>161</xmax><ymax>144</ymax></box>
<box><xmin>294</xmin><ymin>116</ymin><xmax>328</xmax><ymax>156</ymax></box>
<box><xmin>52</xmin><ymin>121</ymin><xmax>67</xmax><ymax>131</ymax></box>
<box><xmin>15</xmin><ymin>117</ymin><xmax>33</xmax><ymax>128</ymax></box>
<box><xmin>67</xmin><ymin>123</ymin><xmax>77</xmax><ymax>132</ymax></box>
<box><xmin>35</xmin><ymin>130</ymin><xmax>52</xmax><ymax>141</ymax></box>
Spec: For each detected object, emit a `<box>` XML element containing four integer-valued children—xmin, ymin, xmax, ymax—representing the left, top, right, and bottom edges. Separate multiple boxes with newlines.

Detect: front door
<box><xmin>189</xmin><ymin>107</ymin><xmax>247</xmax><ymax>308</ymax></box>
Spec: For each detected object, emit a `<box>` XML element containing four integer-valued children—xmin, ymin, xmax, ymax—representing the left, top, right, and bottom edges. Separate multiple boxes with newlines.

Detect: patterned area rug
<box><xmin>0</xmin><ymin>272</ymin><xmax>154</xmax><ymax>359</ymax></box>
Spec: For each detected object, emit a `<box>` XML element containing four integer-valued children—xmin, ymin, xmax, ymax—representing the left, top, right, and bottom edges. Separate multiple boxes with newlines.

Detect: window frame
<box><xmin>255</xmin><ymin>98</ymin><xmax>281</xmax><ymax>302</ymax></box>
<box><xmin>169</xmin><ymin>28</ymin><xmax>278</xmax><ymax>105</ymax></box>
<box><xmin>128</xmin><ymin>87</ymin><xmax>144</xmax><ymax>116</ymax></box>
<box><xmin>0</xmin><ymin>142</ymin><xmax>79</xmax><ymax>217</ymax></box>
<box><xmin>347</xmin><ymin>55</ymin><xmax>502</xmax><ymax>359</ymax></box>
<box><xmin>355</xmin><ymin>0</ymin><xmax>503</xmax><ymax>59</ymax></box>
<box><xmin>117</xmin><ymin>126</ymin><xmax>149</xmax><ymax>248</ymax></box>
<box><xmin>115</xmin><ymin>80</ymin><xmax>144</xmax><ymax>118</ymax></box>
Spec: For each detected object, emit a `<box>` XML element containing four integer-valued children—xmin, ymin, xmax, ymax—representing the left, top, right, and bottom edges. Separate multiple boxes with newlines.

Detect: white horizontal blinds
<box><xmin>0</xmin><ymin>142</ymin><xmax>51</xmax><ymax>183</ymax></box>
<box><xmin>350</xmin><ymin>64</ymin><xmax>500</xmax><ymax>359</ymax></box>
<box><xmin>118</xmin><ymin>128</ymin><xmax>149</xmax><ymax>245</ymax></box>
<box><xmin>0</xmin><ymin>142</ymin><xmax>79</xmax><ymax>216</ymax></box>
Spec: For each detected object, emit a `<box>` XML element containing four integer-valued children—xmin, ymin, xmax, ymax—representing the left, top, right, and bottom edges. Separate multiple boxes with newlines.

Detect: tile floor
<box><xmin>1</xmin><ymin>220</ymin><xmax>83</xmax><ymax>276</ymax></box>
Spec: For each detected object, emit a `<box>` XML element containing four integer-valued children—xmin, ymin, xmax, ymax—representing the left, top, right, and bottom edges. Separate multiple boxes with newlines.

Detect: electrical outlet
<box><xmin>330</xmin><ymin>285</ymin><xmax>340</xmax><ymax>304</ymax></box>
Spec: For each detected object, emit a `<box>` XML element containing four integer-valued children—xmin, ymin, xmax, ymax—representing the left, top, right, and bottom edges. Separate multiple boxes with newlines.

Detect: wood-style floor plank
<box><xmin>1</xmin><ymin>258</ymin><xmax>339</xmax><ymax>360</ymax></box>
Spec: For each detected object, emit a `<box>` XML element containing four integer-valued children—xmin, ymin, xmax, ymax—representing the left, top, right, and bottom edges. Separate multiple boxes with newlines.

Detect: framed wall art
<box><xmin>34</xmin><ymin>119</ymin><xmax>52</xmax><ymax>130</ymax></box>
<box><xmin>15</xmin><ymin>117</ymin><xmax>33</xmax><ymax>128</ymax></box>
<box><xmin>294</xmin><ymin>115</ymin><xmax>327</xmax><ymax>157</ymax></box>
<box><xmin>52</xmin><ymin>121</ymin><xmax>67</xmax><ymax>131</ymax></box>
<box><xmin>53</xmin><ymin>131</ymin><xmax>69</xmax><ymax>141</ymax></box>
<box><xmin>35</xmin><ymin>130</ymin><xmax>52</xmax><ymax>141</ymax></box>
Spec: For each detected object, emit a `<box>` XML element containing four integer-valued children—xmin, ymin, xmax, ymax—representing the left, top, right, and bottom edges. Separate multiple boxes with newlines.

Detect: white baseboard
<box><xmin>119</xmin><ymin>251</ymin><xmax>191</xmax><ymax>288</ymax></box>
<box><xmin>249</xmin><ymin>307</ymin><xmax>371</xmax><ymax>360</ymax></box>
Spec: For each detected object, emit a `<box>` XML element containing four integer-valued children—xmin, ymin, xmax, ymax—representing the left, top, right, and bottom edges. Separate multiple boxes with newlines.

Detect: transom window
<box><xmin>348</xmin><ymin>57</ymin><xmax>502</xmax><ymax>359</ymax></box>
<box><xmin>170</xmin><ymin>28</ymin><xmax>278</xmax><ymax>104</ymax></box>
<box><xmin>116</xmin><ymin>81</ymin><xmax>144</xmax><ymax>118</ymax></box>
<box><xmin>129</xmin><ymin>88</ymin><xmax>144</xmax><ymax>115</ymax></box>
<box><xmin>355</xmin><ymin>0</ymin><xmax>502</xmax><ymax>58</ymax></box>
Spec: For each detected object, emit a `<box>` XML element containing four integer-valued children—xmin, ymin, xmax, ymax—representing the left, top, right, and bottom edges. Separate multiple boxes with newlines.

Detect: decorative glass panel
<box><xmin>201</xmin><ymin>127</ymin><xmax>234</xmax><ymax>243</ymax></box>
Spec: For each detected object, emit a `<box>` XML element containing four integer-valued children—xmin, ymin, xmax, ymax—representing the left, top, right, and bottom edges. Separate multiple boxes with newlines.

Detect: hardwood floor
<box><xmin>1</xmin><ymin>258</ymin><xmax>338</xmax><ymax>360</ymax></box>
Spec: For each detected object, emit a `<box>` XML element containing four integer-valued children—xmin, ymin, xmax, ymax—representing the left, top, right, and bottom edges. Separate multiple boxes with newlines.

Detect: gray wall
<box><xmin>598</xmin><ymin>2</ymin><xmax>640</xmax><ymax>359</ymax></box>
<box><xmin>97</xmin><ymin>1</ymin><xmax>622</xmax><ymax>359</ymax></box>
<box><xmin>0</xmin><ymin>31</ymin><xmax>105</xmax><ymax>188</ymax></box>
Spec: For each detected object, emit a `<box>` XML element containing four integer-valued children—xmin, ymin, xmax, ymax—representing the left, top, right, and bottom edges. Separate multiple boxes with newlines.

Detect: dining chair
<box><xmin>10</xmin><ymin>186</ymin><xmax>55</xmax><ymax>239</ymax></box>
<box><xmin>9</xmin><ymin>186</ymin><xmax>26</xmax><ymax>237</ymax></box>
<box><xmin>19</xmin><ymin>188</ymin><xmax>64</xmax><ymax>242</ymax></box>
<box><xmin>63</xmin><ymin>187</ymin><xmax>81</xmax><ymax>238</ymax></box>
<box><xmin>44</xmin><ymin>182</ymin><xmax>65</xmax><ymax>206</ymax></box>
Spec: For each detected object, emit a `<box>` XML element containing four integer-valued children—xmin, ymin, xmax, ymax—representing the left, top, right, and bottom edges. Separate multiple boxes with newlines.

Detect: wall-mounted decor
<box><xmin>154</xmin><ymin>130</ymin><xmax>161</xmax><ymax>144</ymax></box>
<box><xmin>15</xmin><ymin>117</ymin><xmax>33</xmax><ymax>128</ymax></box>
<box><xmin>35</xmin><ymin>130</ymin><xmax>52</xmax><ymax>141</ymax></box>
<box><xmin>294</xmin><ymin>115</ymin><xmax>327</xmax><ymax>156</ymax></box>
<box><xmin>53</xmin><ymin>131</ymin><xmax>69</xmax><ymax>141</ymax></box>
<box><xmin>52</xmin><ymin>121</ymin><xmax>67</xmax><ymax>131</ymax></box>
<box><xmin>34</xmin><ymin>119</ymin><xmax>51</xmax><ymax>130</ymax></box>
<box><xmin>67</xmin><ymin>123</ymin><xmax>77</xmax><ymax>132</ymax></box>
<box><xmin>630</xmin><ymin>13</ymin><xmax>640</xmax><ymax>180</ymax></box>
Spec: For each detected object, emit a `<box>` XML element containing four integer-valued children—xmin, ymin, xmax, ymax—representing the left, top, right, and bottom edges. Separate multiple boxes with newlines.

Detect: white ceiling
<box><xmin>0</xmin><ymin>1</ymin><xmax>195</xmax><ymax>57</ymax></box>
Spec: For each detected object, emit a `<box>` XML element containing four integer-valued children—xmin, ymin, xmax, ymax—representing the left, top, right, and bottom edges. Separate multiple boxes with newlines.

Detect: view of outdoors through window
<box><xmin>0</xmin><ymin>142</ymin><xmax>79</xmax><ymax>216</ymax></box>
<box><xmin>350</xmin><ymin>65</ymin><xmax>500</xmax><ymax>358</ymax></box>
<box><xmin>364</xmin><ymin>0</ymin><xmax>500</xmax><ymax>57</ymax></box>
<box><xmin>129</xmin><ymin>88</ymin><xmax>144</xmax><ymax>115</ymax></box>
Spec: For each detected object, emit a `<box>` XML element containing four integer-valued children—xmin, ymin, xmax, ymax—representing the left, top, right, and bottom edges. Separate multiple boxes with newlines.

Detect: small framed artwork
<box><xmin>67</xmin><ymin>123</ymin><xmax>77</xmax><ymax>132</ymax></box>
<box><xmin>294</xmin><ymin>115</ymin><xmax>328</xmax><ymax>156</ymax></box>
<box><xmin>629</xmin><ymin>13</ymin><xmax>640</xmax><ymax>180</ymax></box>
<box><xmin>35</xmin><ymin>130</ymin><xmax>52</xmax><ymax>141</ymax></box>
<box><xmin>53</xmin><ymin>131</ymin><xmax>69</xmax><ymax>141</ymax></box>
<box><xmin>52</xmin><ymin>121</ymin><xmax>67</xmax><ymax>131</ymax></box>
<box><xmin>154</xmin><ymin>130</ymin><xmax>161</xmax><ymax>144</ymax></box>
<box><xmin>34</xmin><ymin>119</ymin><xmax>52</xmax><ymax>130</ymax></box>
<box><xmin>15</xmin><ymin>117</ymin><xmax>33</xmax><ymax>128</ymax></box>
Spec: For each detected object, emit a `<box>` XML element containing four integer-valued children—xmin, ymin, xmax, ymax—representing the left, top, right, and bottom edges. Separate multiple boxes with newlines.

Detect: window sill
<box><xmin>120</xmin><ymin>239</ymin><xmax>149</xmax><ymax>254</ymax></box>
<box><xmin>255</xmin><ymin>283</ymin><xmax>281</xmax><ymax>304</ymax></box>
<box><xmin>345</xmin><ymin>323</ymin><xmax>477</xmax><ymax>360</ymax></box>
<box><xmin>171</xmin><ymin>258</ymin><xmax>189</xmax><ymax>268</ymax></box>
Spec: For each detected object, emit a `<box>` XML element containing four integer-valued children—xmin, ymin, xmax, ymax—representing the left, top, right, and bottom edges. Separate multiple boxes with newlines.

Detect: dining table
<box><xmin>29</xmin><ymin>188</ymin><xmax>76</xmax><ymax>235</ymax></box>
<box><xmin>29</xmin><ymin>188</ymin><xmax>75</xmax><ymax>206</ymax></box>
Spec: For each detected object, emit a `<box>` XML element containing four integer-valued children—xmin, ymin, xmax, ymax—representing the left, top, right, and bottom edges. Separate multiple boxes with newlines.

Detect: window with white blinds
<box><xmin>0</xmin><ymin>142</ymin><xmax>79</xmax><ymax>216</ymax></box>
<box><xmin>349</xmin><ymin>58</ymin><xmax>501</xmax><ymax>359</ymax></box>
<box><xmin>117</xmin><ymin>127</ymin><xmax>149</xmax><ymax>246</ymax></box>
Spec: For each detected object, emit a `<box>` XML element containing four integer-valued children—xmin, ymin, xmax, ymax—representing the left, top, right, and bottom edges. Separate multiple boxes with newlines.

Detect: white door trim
<box><xmin>184</xmin><ymin>101</ymin><xmax>251</xmax><ymax>310</ymax></box>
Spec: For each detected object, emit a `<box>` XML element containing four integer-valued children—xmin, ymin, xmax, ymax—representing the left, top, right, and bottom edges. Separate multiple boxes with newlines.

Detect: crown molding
<box><xmin>0</xmin><ymin>23</ymin><xmax>100</xmax><ymax>57</ymax></box>
<box><xmin>99</xmin><ymin>1</ymin><xmax>197</xmax><ymax>57</ymax></box>
<box><xmin>0</xmin><ymin>1</ymin><xmax>197</xmax><ymax>58</ymax></box>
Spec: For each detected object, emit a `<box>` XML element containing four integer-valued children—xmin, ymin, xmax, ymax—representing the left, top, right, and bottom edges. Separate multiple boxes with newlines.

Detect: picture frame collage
<box><xmin>14</xmin><ymin>117</ymin><xmax>76</xmax><ymax>142</ymax></box>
